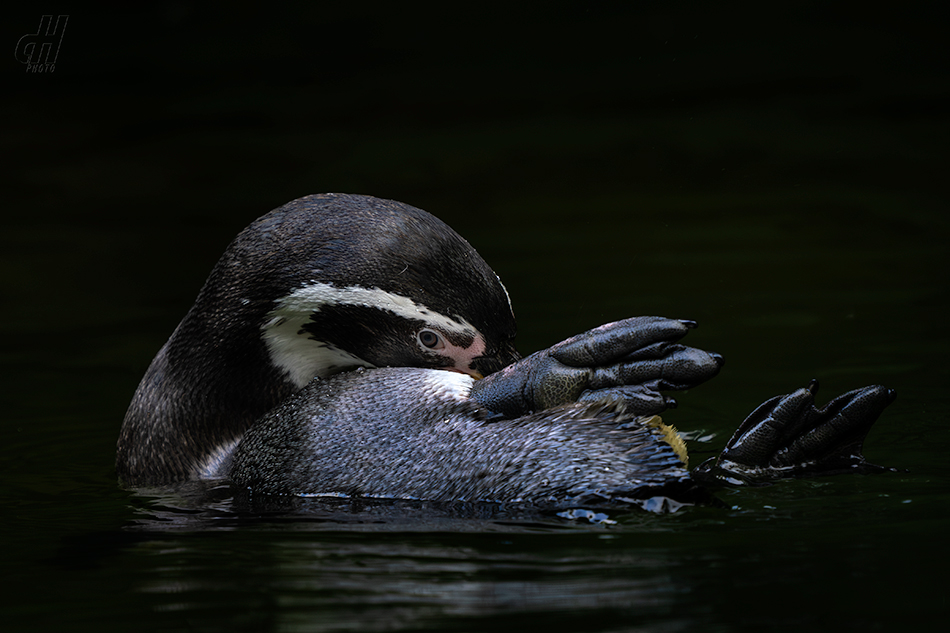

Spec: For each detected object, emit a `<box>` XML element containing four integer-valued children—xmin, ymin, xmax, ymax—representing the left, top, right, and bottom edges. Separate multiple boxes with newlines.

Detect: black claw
<box><xmin>808</xmin><ymin>378</ymin><xmax>819</xmax><ymax>395</ymax></box>
<box><xmin>666</xmin><ymin>397</ymin><xmax>678</xmax><ymax>409</ymax></box>
<box><xmin>680</xmin><ymin>319</ymin><xmax>698</xmax><ymax>329</ymax></box>
<box><xmin>710</xmin><ymin>352</ymin><xmax>725</xmax><ymax>367</ymax></box>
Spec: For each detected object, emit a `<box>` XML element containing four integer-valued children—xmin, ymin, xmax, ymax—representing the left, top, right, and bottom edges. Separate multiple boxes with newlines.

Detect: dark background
<box><xmin>5</xmin><ymin>0</ymin><xmax>948</xmax><ymax>376</ymax></box>
<box><xmin>2</xmin><ymin>2</ymin><xmax>948</xmax><ymax>632</ymax></box>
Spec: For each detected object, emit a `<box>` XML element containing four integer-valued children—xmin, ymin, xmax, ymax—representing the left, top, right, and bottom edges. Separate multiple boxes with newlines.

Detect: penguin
<box><xmin>117</xmin><ymin>193</ymin><xmax>522</xmax><ymax>483</ymax></box>
<box><xmin>117</xmin><ymin>193</ymin><xmax>895</xmax><ymax>507</ymax></box>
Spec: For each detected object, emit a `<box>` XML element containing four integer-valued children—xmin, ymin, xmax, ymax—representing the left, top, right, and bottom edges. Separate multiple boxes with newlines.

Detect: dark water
<box><xmin>3</xmin><ymin>5</ymin><xmax>948</xmax><ymax>632</ymax></box>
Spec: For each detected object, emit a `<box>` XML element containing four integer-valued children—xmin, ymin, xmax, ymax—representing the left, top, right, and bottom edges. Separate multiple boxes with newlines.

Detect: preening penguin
<box><xmin>117</xmin><ymin>193</ymin><xmax>521</xmax><ymax>483</ymax></box>
<box><xmin>117</xmin><ymin>193</ymin><xmax>895</xmax><ymax>506</ymax></box>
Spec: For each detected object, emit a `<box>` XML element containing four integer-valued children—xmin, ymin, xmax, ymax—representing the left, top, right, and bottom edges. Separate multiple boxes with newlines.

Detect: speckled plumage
<box><xmin>229</xmin><ymin>367</ymin><xmax>696</xmax><ymax>506</ymax></box>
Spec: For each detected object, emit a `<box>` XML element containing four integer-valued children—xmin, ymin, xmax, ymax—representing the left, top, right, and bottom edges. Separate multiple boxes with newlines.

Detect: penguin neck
<box><xmin>117</xmin><ymin>301</ymin><xmax>298</xmax><ymax>484</ymax></box>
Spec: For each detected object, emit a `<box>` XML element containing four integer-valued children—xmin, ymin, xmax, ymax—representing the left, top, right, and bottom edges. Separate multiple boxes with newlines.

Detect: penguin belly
<box><xmin>228</xmin><ymin>367</ymin><xmax>698</xmax><ymax>507</ymax></box>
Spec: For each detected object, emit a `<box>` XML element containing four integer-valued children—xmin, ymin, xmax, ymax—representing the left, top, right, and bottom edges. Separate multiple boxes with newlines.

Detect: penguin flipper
<box><xmin>691</xmin><ymin>382</ymin><xmax>897</xmax><ymax>487</ymax></box>
<box><xmin>470</xmin><ymin>316</ymin><xmax>723</xmax><ymax>418</ymax></box>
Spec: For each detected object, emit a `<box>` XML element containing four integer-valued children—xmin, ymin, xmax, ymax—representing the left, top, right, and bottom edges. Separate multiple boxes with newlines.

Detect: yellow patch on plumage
<box><xmin>642</xmin><ymin>415</ymin><xmax>688</xmax><ymax>466</ymax></box>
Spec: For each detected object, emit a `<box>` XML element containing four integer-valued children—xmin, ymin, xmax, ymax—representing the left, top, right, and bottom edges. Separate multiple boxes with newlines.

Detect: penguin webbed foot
<box><xmin>470</xmin><ymin>316</ymin><xmax>723</xmax><ymax>418</ymax></box>
<box><xmin>691</xmin><ymin>382</ymin><xmax>897</xmax><ymax>487</ymax></box>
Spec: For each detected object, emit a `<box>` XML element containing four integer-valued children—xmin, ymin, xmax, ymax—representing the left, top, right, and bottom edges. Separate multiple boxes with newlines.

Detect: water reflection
<box><xmin>125</xmin><ymin>479</ymin><xmax>705</xmax><ymax>533</ymax></box>
<box><xmin>108</xmin><ymin>466</ymin><xmax>944</xmax><ymax>632</ymax></box>
<box><xmin>130</xmin><ymin>530</ymin><xmax>687</xmax><ymax>631</ymax></box>
<box><xmin>119</xmin><ymin>482</ymin><xmax>698</xmax><ymax>631</ymax></box>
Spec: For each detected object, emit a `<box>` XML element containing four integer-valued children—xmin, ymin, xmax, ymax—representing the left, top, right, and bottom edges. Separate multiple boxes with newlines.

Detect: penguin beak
<box><xmin>470</xmin><ymin>340</ymin><xmax>521</xmax><ymax>378</ymax></box>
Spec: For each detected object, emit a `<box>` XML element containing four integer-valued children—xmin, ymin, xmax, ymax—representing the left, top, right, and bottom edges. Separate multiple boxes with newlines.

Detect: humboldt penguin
<box><xmin>117</xmin><ymin>193</ymin><xmax>895</xmax><ymax>507</ymax></box>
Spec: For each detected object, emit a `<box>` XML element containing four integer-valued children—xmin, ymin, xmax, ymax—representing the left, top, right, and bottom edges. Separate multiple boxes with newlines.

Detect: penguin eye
<box><xmin>417</xmin><ymin>329</ymin><xmax>445</xmax><ymax>350</ymax></box>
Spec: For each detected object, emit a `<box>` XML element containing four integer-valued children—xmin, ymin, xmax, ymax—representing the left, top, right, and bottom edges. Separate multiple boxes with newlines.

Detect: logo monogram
<box><xmin>15</xmin><ymin>15</ymin><xmax>69</xmax><ymax>73</ymax></box>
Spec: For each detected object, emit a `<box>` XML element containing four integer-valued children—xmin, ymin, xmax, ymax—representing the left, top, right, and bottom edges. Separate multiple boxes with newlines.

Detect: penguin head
<box><xmin>195</xmin><ymin>193</ymin><xmax>520</xmax><ymax>390</ymax></box>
